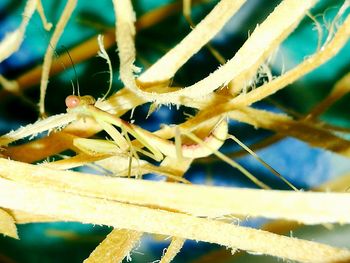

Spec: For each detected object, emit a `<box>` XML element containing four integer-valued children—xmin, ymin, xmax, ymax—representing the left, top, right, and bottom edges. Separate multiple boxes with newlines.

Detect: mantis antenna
<box><xmin>65</xmin><ymin>36</ymin><xmax>111</xmax><ymax>109</ymax></box>
<box><xmin>60</xmin><ymin>45</ymin><xmax>80</xmax><ymax>96</ymax></box>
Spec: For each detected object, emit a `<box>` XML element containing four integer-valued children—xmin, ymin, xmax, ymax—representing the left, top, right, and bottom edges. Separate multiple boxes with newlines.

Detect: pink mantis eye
<box><xmin>65</xmin><ymin>95</ymin><xmax>80</xmax><ymax>109</ymax></box>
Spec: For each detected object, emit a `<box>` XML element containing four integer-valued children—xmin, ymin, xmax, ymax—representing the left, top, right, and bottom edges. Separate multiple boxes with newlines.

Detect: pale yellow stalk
<box><xmin>2</xmin><ymin>158</ymin><xmax>350</xmax><ymax>224</ymax></box>
<box><xmin>39</xmin><ymin>0</ymin><xmax>77</xmax><ymax>116</ymax></box>
<box><xmin>307</xmin><ymin>71</ymin><xmax>350</xmax><ymax>119</ymax></box>
<box><xmin>230</xmin><ymin>13</ymin><xmax>350</xmax><ymax>108</ymax></box>
<box><xmin>84</xmin><ymin>229</ymin><xmax>142</xmax><ymax>263</ymax></box>
<box><xmin>138</xmin><ymin>0</ymin><xmax>246</xmax><ymax>83</ymax></box>
<box><xmin>0</xmin><ymin>209</ymin><xmax>18</xmax><ymax>239</ymax></box>
<box><xmin>36</xmin><ymin>0</ymin><xmax>52</xmax><ymax>31</ymax></box>
<box><xmin>228</xmin><ymin>107</ymin><xmax>350</xmax><ymax>157</ymax></box>
<box><xmin>0</xmin><ymin>0</ymin><xmax>37</xmax><ymax>62</ymax></box>
<box><xmin>0</xmin><ymin>178</ymin><xmax>349</xmax><ymax>262</ymax></box>
<box><xmin>160</xmin><ymin>237</ymin><xmax>186</xmax><ymax>263</ymax></box>
<box><xmin>0</xmin><ymin>113</ymin><xmax>76</xmax><ymax>146</ymax></box>
<box><xmin>115</xmin><ymin>0</ymin><xmax>316</xmax><ymax>104</ymax></box>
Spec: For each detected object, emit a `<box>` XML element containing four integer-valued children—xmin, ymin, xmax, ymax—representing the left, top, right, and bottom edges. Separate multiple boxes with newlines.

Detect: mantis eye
<box><xmin>65</xmin><ymin>95</ymin><xmax>96</xmax><ymax>109</ymax></box>
<box><xmin>65</xmin><ymin>95</ymin><xmax>80</xmax><ymax>109</ymax></box>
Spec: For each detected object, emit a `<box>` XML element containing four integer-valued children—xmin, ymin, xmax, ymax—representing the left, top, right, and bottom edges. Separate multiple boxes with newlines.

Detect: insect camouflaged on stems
<box><xmin>64</xmin><ymin>94</ymin><xmax>228</xmax><ymax>161</ymax></box>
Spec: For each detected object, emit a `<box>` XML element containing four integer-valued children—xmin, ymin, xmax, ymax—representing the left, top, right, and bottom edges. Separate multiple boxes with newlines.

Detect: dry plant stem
<box><xmin>0</xmin><ymin>209</ymin><xmax>18</xmax><ymax>239</ymax></box>
<box><xmin>160</xmin><ymin>237</ymin><xmax>186</xmax><ymax>263</ymax></box>
<box><xmin>178</xmin><ymin>13</ymin><xmax>350</xmax><ymax>132</ymax></box>
<box><xmin>256</xmin><ymin>171</ymin><xmax>350</xmax><ymax>241</ymax></box>
<box><xmin>39</xmin><ymin>0</ymin><xmax>77</xmax><ymax>116</ymax></box>
<box><xmin>0</xmin><ymin>179</ymin><xmax>349</xmax><ymax>263</ymax></box>
<box><xmin>4</xmin><ymin>122</ymin><xmax>97</xmax><ymax>163</ymax></box>
<box><xmin>191</xmin><ymin>249</ymin><xmax>233</xmax><ymax>263</ymax></box>
<box><xmin>158</xmin><ymin>158</ymin><xmax>193</xmax><ymax>261</ymax></box>
<box><xmin>88</xmin><ymin>161</ymin><xmax>188</xmax><ymax>262</ymax></box>
<box><xmin>92</xmin><ymin>159</ymin><xmax>191</xmax><ymax>263</ymax></box>
<box><xmin>11</xmin><ymin>171</ymin><xmax>350</xmax><ymax>261</ymax></box>
<box><xmin>228</xmin><ymin>107</ymin><xmax>350</xmax><ymax>157</ymax></box>
<box><xmin>8</xmin><ymin>210</ymin><xmax>59</xmax><ymax>224</ymax></box>
<box><xmin>116</xmin><ymin>0</ymin><xmax>316</xmax><ymax>104</ymax></box>
<box><xmin>114</xmin><ymin>0</ymin><xmax>243</xmax><ymax>104</ymax></box>
<box><xmin>183</xmin><ymin>0</ymin><xmax>193</xmax><ymax>24</ymax></box>
<box><xmin>0</xmin><ymin>0</ymin><xmax>37</xmax><ymax>62</ymax></box>
<box><xmin>2</xmin><ymin>158</ymin><xmax>350</xmax><ymax>224</ymax></box>
<box><xmin>204</xmin><ymin>70</ymin><xmax>350</xmax><ymax>163</ymax></box>
<box><xmin>138</xmin><ymin>0</ymin><xmax>246</xmax><ymax>83</ymax></box>
<box><xmin>307</xmin><ymin>71</ymin><xmax>350</xmax><ymax>119</ymax></box>
<box><xmin>230</xmin><ymin>13</ymin><xmax>350</xmax><ymax>108</ymax></box>
<box><xmin>84</xmin><ymin>229</ymin><xmax>142</xmax><ymax>263</ymax></box>
<box><xmin>316</xmin><ymin>172</ymin><xmax>350</xmax><ymax>192</ymax></box>
<box><xmin>241</xmin><ymin>173</ymin><xmax>350</xmax><ymax>260</ymax></box>
<box><xmin>0</xmin><ymin>75</ymin><xmax>21</xmax><ymax>94</ymax></box>
<box><xmin>36</xmin><ymin>0</ymin><xmax>52</xmax><ymax>31</ymax></box>
<box><xmin>182</xmin><ymin>0</ymin><xmax>227</xmax><ymax>63</ymax></box>
<box><xmin>138</xmin><ymin>0</ymin><xmax>204</xmax><ymax>30</ymax></box>
<box><xmin>0</xmin><ymin>113</ymin><xmax>76</xmax><ymax>146</ymax></box>
<box><xmin>199</xmin><ymin>69</ymin><xmax>350</xmax><ymax>163</ymax></box>
<box><xmin>223</xmin><ymin>170</ymin><xmax>350</xmax><ymax>262</ymax></box>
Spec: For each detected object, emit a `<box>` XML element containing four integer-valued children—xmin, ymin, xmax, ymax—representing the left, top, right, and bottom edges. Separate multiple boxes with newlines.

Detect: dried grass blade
<box><xmin>0</xmin><ymin>0</ymin><xmax>37</xmax><ymax>62</ymax></box>
<box><xmin>0</xmin><ymin>208</ymin><xmax>18</xmax><ymax>239</ymax></box>
<box><xmin>138</xmin><ymin>0</ymin><xmax>246</xmax><ymax>83</ymax></box>
<box><xmin>36</xmin><ymin>0</ymin><xmax>52</xmax><ymax>31</ymax></box>
<box><xmin>1</xmin><ymin>159</ymin><xmax>350</xmax><ymax>224</ymax></box>
<box><xmin>115</xmin><ymin>0</ymin><xmax>316</xmax><ymax>104</ymax></box>
<box><xmin>9</xmin><ymin>210</ymin><xmax>59</xmax><ymax>224</ymax></box>
<box><xmin>0</xmin><ymin>178</ymin><xmax>350</xmax><ymax>262</ymax></box>
<box><xmin>230</xmin><ymin>13</ymin><xmax>350</xmax><ymax>108</ymax></box>
<box><xmin>160</xmin><ymin>237</ymin><xmax>185</xmax><ymax>263</ymax></box>
<box><xmin>228</xmin><ymin>107</ymin><xmax>350</xmax><ymax>157</ymax></box>
<box><xmin>0</xmin><ymin>113</ymin><xmax>76</xmax><ymax>146</ymax></box>
<box><xmin>307</xmin><ymin>71</ymin><xmax>350</xmax><ymax>119</ymax></box>
<box><xmin>39</xmin><ymin>0</ymin><xmax>78</xmax><ymax>116</ymax></box>
<box><xmin>84</xmin><ymin>229</ymin><xmax>142</xmax><ymax>263</ymax></box>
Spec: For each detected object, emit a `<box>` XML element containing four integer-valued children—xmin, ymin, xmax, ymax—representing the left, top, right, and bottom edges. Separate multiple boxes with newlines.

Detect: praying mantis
<box><xmin>0</xmin><ymin>91</ymin><xmax>295</xmax><ymax>189</ymax></box>
<box><xmin>0</xmin><ymin>90</ymin><xmax>229</xmax><ymax>182</ymax></box>
<box><xmin>64</xmin><ymin>94</ymin><xmax>229</xmax><ymax>162</ymax></box>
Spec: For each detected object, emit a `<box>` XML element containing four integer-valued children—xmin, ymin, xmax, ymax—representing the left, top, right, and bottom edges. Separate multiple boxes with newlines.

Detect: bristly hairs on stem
<box><xmin>97</xmin><ymin>34</ymin><xmax>113</xmax><ymax>100</ymax></box>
